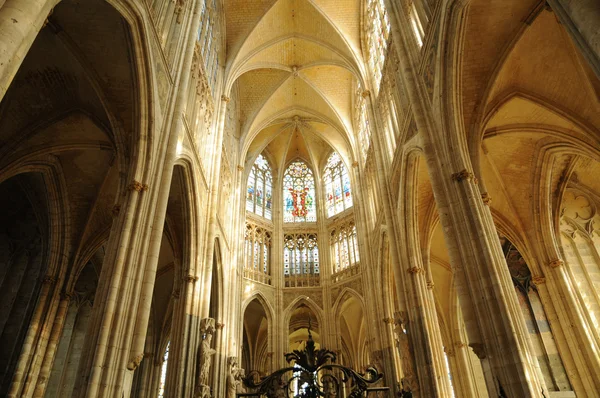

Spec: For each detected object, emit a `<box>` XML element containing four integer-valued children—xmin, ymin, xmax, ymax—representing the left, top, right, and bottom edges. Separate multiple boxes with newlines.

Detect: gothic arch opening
<box><xmin>242</xmin><ymin>298</ymin><xmax>270</xmax><ymax>375</ymax></box>
<box><xmin>0</xmin><ymin>173</ymin><xmax>49</xmax><ymax>396</ymax></box>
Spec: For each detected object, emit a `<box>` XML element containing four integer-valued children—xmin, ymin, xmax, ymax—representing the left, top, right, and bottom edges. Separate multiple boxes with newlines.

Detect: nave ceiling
<box><xmin>223</xmin><ymin>0</ymin><xmax>365</xmax><ymax>172</ymax></box>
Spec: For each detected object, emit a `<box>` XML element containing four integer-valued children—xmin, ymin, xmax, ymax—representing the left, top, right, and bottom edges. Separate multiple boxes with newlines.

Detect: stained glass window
<box><xmin>283</xmin><ymin>160</ymin><xmax>316</xmax><ymax>223</ymax></box>
<box><xmin>330</xmin><ymin>223</ymin><xmax>359</xmax><ymax>273</ymax></box>
<box><xmin>246</xmin><ymin>154</ymin><xmax>273</xmax><ymax>220</ymax></box>
<box><xmin>157</xmin><ymin>341</ymin><xmax>170</xmax><ymax>398</ymax></box>
<box><xmin>283</xmin><ymin>234</ymin><xmax>319</xmax><ymax>276</ymax></box>
<box><xmin>365</xmin><ymin>0</ymin><xmax>390</xmax><ymax>92</ymax></box>
<box><xmin>324</xmin><ymin>152</ymin><xmax>353</xmax><ymax>217</ymax></box>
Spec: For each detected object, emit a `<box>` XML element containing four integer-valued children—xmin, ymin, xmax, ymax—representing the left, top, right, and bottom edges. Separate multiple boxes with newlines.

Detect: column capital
<box><xmin>127</xmin><ymin>353</ymin><xmax>144</xmax><ymax>370</ymax></box>
<box><xmin>451</xmin><ymin>169</ymin><xmax>477</xmax><ymax>183</ymax></box>
<box><xmin>481</xmin><ymin>192</ymin><xmax>492</xmax><ymax>205</ymax></box>
<box><xmin>532</xmin><ymin>275</ymin><xmax>546</xmax><ymax>285</ymax></box>
<box><xmin>548</xmin><ymin>259</ymin><xmax>564</xmax><ymax>268</ymax></box>
<box><xmin>128</xmin><ymin>180</ymin><xmax>148</xmax><ymax>192</ymax></box>
<box><xmin>469</xmin><ymin>343</ymin><xmax>487</xmax><ymax>359</ymax></box>
<box><xmin>407</xmin><ymin>266</ymin><xmax>423</xmax><ymax>274</ymax></box>
<box><xmin>221</xmin><ymin>95</ymin><xmax>230</xmax><ymax>103</ymax></box>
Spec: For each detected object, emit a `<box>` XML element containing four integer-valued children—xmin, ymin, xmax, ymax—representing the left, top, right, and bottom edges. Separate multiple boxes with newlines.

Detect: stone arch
<box><xmin>241</xmin><ymin>294</ymin><xmax>273</xmax><ymax>375</ymax></box>
<box><xmin>332</xmin><ymin>288</ymin><xmax>368</xmax><ymax>369</ymax></box>
<box><xmin>283</xmin><ymin>296</ymin><xmax>325</xmax><ymax>347</ymax></box>
<box><xmin>0</xmin><ymin>172</ymin><xmax>54</xmax><ymax>396</ymax></box>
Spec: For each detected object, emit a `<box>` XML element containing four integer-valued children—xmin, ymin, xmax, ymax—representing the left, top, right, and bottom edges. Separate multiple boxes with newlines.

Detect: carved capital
<box><xmin>127</xmin><ymin>353</ymin><xmax>145</xmax><ymax>370</ymax></box>
<box><xmin>128</xmin><ymin>181</ymin><xmax>148</xmax><ymax>192</ymax></box>
<box><xmin>451</xmin><ymin>169</ymin><xmax>475</xmax><ymax>182</ymax></box>
<box><xmin>184</xmin><ymin>274</ymin><xmax>199</xmax><ymax>283</ymax></box>
<box><xmin>407</xmin><ymin>266</ymin><xmax>423</xmax><ymax>274</ymax></box>
<box><xmin>60</xmin><ymin>292</ymin><xmax>73</xmax><ymax>301</ymax></box>
<box><xmin>237</xmin><ymin>165</ymin><xmax>244</xmax><ymax>171</ymax></box>
<box><xmin>455</xmin><ymin>341</ymin><xmax>467</xmax><ymax>349</ymax></box>
<box><xmin>172</xmin><ymin>290</ymin><xmax>181</xmax><ymax>299</ymax></box>
<box><xmin>112</xmin><ymin>204</ymin><xmax>121</xmax><ymax>217</ymax></box>
<box><xmin>43</xmin><ymin>276</ymin><xmax>56</xmax><ymax>285</ymax></box>
<box><xmin>426</xmin><ymin>281</ymin><xmax>435</xmax><ymax>289</ymax></box>
<box><xmin>221</xmin><ymin>95</ymin><xmax>230</xmax><ymax>103</ymax></box>
<box><xmin>469</xmin><ymin>343</ymin><xmax>486</xmax><ymax>359</ymax></box>
<box><xmin>444</xmin><ymin>346</ymin><xmax>455</xmax><ymax>357</ymax></box>
<box><xmin>481</xmin><ymin>192</ymin><xmax>492</xmax><ymax>205</ymax></box>
<box><xmin>352</xmin><ymin>161</ymin><xmax>359</xmax><ymax>168</ymax></box>
<box><xmin>532</xmin><ymin>276</ymin><xmax>546</xmax><ymax>285</ymax></box>
<box><xmin>265</xmin><ymin>352</ymin><xmax>274</xmax><ymax>358</ymax></box>
<box><xmin>216</xmin><ymin>322</ymin><xmax>225</xmax><ymax>330</ymax></box>
<box><xmin>548</xmin><ymin>259</ymin><xmax>564</xmax><ymax>268</ymax></box>
<box><xmin>361</xmin><ymin>90</ymin><xmax>371</xmax><ymax>98</ymax></box>
<box><xmin>383</xmin><ymin>317</ymin><xmax>394</xmax><ymax>324</ymax></box>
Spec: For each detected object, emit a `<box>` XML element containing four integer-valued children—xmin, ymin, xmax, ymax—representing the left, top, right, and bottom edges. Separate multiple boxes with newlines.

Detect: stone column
<box><xmin>31</xmin><ymin>292</ymin><xmax>73</xmax><ymax>396</ymax></box>
<box><xmin>7</xmin><ymin>275</ymin><xmax>59</xmax><ymax>397</ymax></box>
<box><xmin>0</xmin><ymin>0</ymin><xmax>59</xmax><ymax>102</ymax></box>
<box><xmin>546</xmin><ymin>0</ymin><xmax>600</xmax><ymax>77</ymax></box>
<box><xmin>166</xmin><ymin>275</ymin><xmax>200</xmax><ymax>398</ymax></box>
<box><xmin>365</xmin><ymin>87</ymin><xmax>444</xmax><ymax>395</ymax></box>
<box><xmin>383</xmin><ymin>0</ymin><xmax>544</xmax><ymax>395</ymax></box>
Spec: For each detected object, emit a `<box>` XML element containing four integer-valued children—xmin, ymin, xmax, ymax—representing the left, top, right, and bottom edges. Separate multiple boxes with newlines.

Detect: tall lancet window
<box><xmin>324</xmin><ymin>152</ymin><xmax>353</xmax><ymax>217</ymax></box>
<box><xmin>283</xmin><ymin>160</ymin><xmax>316</xmax><ymax>223</ymax></box>
<box><xmin>158</xmin><ymin>341</ymin><xmax>170</xmax><ymax>398</ymax></box>
<box><xmin>365</xmin><ymin>0</ymin><xmax>390</xmax><ymax>91</ymax></box>
<box><xmin>246</xmin><ymin>154</ymin><xmax>273</xmax><ymax>220</ymax></box>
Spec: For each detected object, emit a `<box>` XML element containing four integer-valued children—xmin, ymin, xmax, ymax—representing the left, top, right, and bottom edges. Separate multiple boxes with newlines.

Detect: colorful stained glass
<box><xmin>247</xmin><ymin>154</ymin><xmax>273</xmax><ymax>220</ymax></box>
<box><xmin>324</xmin><ymin>152</ymin><xmax>353</xmax><ymax>217</ymax></box>
<box><xmin>283</xmin><ymin>160</ymin><xmax>316</xmax><ymax>223</ymax></box>
<box><xmin>157</xmin><ymin>342</ymin><xmax>170</xmax><ymax>398</ymax></box>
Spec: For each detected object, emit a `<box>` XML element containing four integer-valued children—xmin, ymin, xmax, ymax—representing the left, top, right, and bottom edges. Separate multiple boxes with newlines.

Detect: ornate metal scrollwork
<box><xmin>243</xmin><ymin>324</ymin><xmax>385</xmax><ymax>397</ymax></box>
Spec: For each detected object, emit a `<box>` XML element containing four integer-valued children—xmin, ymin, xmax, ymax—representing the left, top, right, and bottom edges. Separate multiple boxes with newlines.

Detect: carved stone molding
<box><xmin>481</xmin><ymin>192</ymin><xmax>492</xmax><ymax>205</ymax></box>
<box><xmin>548</xmin><ymin>259</ymin><xmax>564</xmax><ymax>268</ymax></box>
<box><xmin>361</xmin><ymin>90</ymin><xmax>371</xmax><ymax>98</ymax></box>
<box><xmin>451</xmin><ymin>169</ymin><xmax>475</xmax><ymax>182</ymax></box>
<box><xmin>469</xmin><ymin>343</ymin><xmax>486</xmax><ymax>359</ymax></box>
<box><xmin>444</xmin><ymin>346</ymin><xmax>455</xmax><ymax>357</ymax></box>
<box><xmin>112</xmin><ymin>204</ymin><xmax>121</xmax><ymax>217</ymax></box>
<box><xmin>184</xmin><ymin>275</ymin><xmax>199</xmax><ymax>283</ymax></box>
<box><xmin>216</xmin><ymin>322</ymin><xmax>225</xmax><ymax>330</ymax></box>
<box><xmin>221</xmin><ymin>95</ymin><xmax>230</xmax><ymax>103</ymax></box>
<box><xmin>172</xmin><ymin>290</ymin><xmax>181</xmax><ymax>299</ymax></box>
<box><xmin>426</xmin><ymin>281</ymin><xmax>434</xmax><ymax>289</ymax></box>
<box><xmin>407</xmin><ymin>267</ymin><xmax>423</xmax><ymax>274</ymax></box>
<box><xmin>532</xmin><ymin>276</ymin><xmax>546</xmax><ymax>285</ymax></box>
<box><xmin>128</xmin><ymin>181</ymin><xmax>148</xmax><ymax>192</ymax></box>
<box><xmin>352</xmin><ymin>161</ymin><xmax>359</xmax><ymax>168</ymax></box>
<box><xmin>383</xmin><ymin>317</ymin><xmax>394</xmax><ymax>324</ymax></box>
<box><xmin>455</xmin><ymin>341</ymin><xmax>467</xmax><ymax>349</ymax></box>
<box><xmin>127</xmin><ymin>353</ymin><xmax>144</xmax><ymax>370</ymax></box>
<box><xmin>237</xmin><ymin>165</ymin><xmax>244</xmax><ymax>171</ymax></box>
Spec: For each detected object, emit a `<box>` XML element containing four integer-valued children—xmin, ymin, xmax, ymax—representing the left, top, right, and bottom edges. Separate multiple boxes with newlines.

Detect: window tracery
<box><xmin>283</xmin><ymin>233</ymin><xmax>320</xmax><ymax>287</ymax></box>
<box><xmin>244</xmin><ymin>222</ymin><xmax>272</xmax><ymax>285</ymax></box>
<box><xmin>283</xmin><ymin>160</ymin><xmax>316</xmax><ymax>223</ymax></box>
<box><xmin>246</xmin><ymin>154</ymin><xmax>273</xmax><ymax>220</ymax></box>
<box><xmin>324</xmin><ymin>152</ymin><xmax>353</xmax><ymax>217</ymax></box>
<box><xmin>330</xmin><ymin>222</ymin><xmax>360</xmax><ymax>274</ymax></box>
<box><xmin>157</xmin><ymin>341</ymin><xmax>170</xmax><ymax>398</ymax></box>
<box><xmin>364</xmin><ymin>0</ymin><xmax>390</xmax><ymax>91</ymax></box>
<box><xmin>355</xmin><ymin>84</ymin><xmax>372</xmax><ymax>163</ymax></box>
<box><xmin>197</xmin><ymin>0</ymin><xmax>219</xmax><ymax>93</ymax></box>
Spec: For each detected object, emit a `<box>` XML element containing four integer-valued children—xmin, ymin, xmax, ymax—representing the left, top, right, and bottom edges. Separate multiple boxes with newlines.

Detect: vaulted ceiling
<box><xmin>224</xmin><ymin>0</ymin><xmax>366</xmax><ymax>172</ymax></box>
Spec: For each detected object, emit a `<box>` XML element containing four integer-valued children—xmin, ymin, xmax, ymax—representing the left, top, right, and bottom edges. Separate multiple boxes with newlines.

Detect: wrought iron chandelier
<box><xmin>241</xmin><ymin>324</ymin><xmax>387</xmax><ymax>397</ymax></box>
